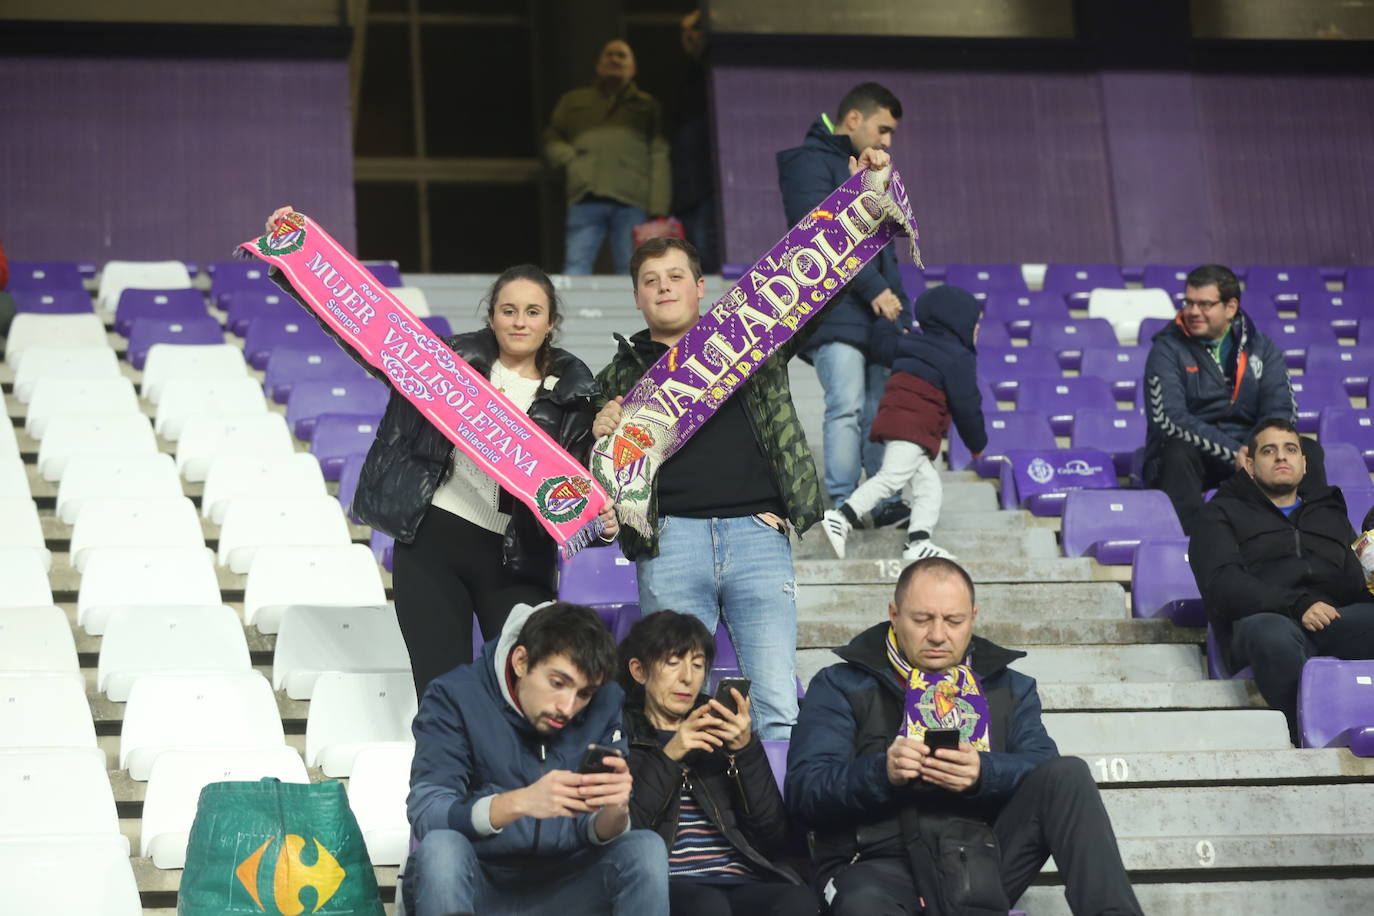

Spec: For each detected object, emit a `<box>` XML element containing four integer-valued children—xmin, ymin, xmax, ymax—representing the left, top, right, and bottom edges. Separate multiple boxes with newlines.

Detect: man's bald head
<box><xmin>893</xmin><ymin>557</ymin><xmax>976</xmax><ymax>607</ymax></box>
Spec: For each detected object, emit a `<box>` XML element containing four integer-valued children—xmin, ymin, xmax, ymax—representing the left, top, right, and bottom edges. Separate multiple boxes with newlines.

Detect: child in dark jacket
<box><xmin>821</xmin><ymin>285</ymin><xmax>987</xmax><ymax>560</ymax></box>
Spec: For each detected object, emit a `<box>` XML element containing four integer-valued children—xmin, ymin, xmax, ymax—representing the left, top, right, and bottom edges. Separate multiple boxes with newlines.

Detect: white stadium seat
<box><xmin>56</xmin><ymin>453</ymin><xmax>182</xmax><ymax>525</ymax></box>
<box><xmin>96</xmin><ymin>259</ymin><xmax>193</xmax><ymax>315</ymax></box>
<box><xmin>347</xmin><ymin>742</ymin><xmax>415</xmax><ymax>866</ymax></box>
<box><xmin>0</xmin><ymin>416</ymin><xmax>17</xmax><ymax>459</ymax></box>
<box><xmin>97</xmin><ymin>605</ymin><xmax>252</xmax><ymax>701</ymax></box>
<box><xmin>119</xmin><ymin>671</ymin><xmax>285</xmax><ymax>780</ymax></box>
<box><xmin>37</xmin><ymin>414</ymin><xmax>158</xmax><ymax>482</ymax></box>
<box><xmin>4</xmin><ymin>313</ymin><xmax>110</xmax><ymax>369</ymax></box>
<box><xmin>25</xmin><ymin>377</ymin><xmax>141</xmax><ymax>440</ymax></box>
<box><xmin>0</xmin><ymin>606</ymin><xmax>78</xmax><ymax>672</ymax></box>
<box><xmin>244</xmin><ymin>544</ymin><xmax>387</xmax><ymax>633</ymax></box>
<box><xmin>200</xmin><ymin>452</ymin><xmax>327</xmax><ymax>524</ymax></box>
<box><xmin>0</xmin><ymin>547</ymin><xmax>54</xmax><ymax>607</ymax></box>
<box><xmin>12</xmin><ymin>345</ymin><xmax>122</xmax><ymax>403</ymax></box>
<box><xmin>273</xmin><ymin>605</ymin><xmax>410</xmax><ymax>699</ymax></box>
<box><xmin>0</xmin><ymin>747</ymin><xmax>124</xmax><ymax>845</ymax></box>
<box><xmin>141</xmin><ymin>342</ymin><xmax>249</xmax><ymax>404</ymax></box>
<box><xmin>77</xmin><ymin>546</ymin><xmax>220</xmax><ymax>635</ymax></box>
<box><xmin>217</xmin><ymin>495</ymin><xmax>352</xmax><ymax>573</ymax></box>
<box><xmin>392</xmin><ymin>286</ymin><xmax>432</xmax><ymax>316</ymax></box>
<box><xmin>0</xmin><ymin>497</ymin><xmax>51</xmax><ymax>569</ymax></box>
<box><xmin>69</xmin><ymin>496</ymin><xmax>204</xmax><ymax>572</ymax></box>
<box><xmin>0</xmin><ymin>457</ymin><xmax>30</xmax><ymax>499</ymax></box>
<box><xmin>0</xmin><ymin>672</ymin><xmax>97</xmax><ymax>749</ymax></box>
<box><xmin>154</xmin><ymin>377</ymin><xmax>268</xmax><ymax>441</ymax></box>
<box><xmin>306</xmin><ymin>672</ymin><xmax>417</xmax><ymax>776</ymax></box>
<box><xmin>175</xmin><ymin>412</ymin><xmax>295</xmax><ymax>482</ymax></box>
<box><xmin>1087</xmin><ymin>287</ymin><xmax>1178</xmax><ymax>344</ymax></box>
<box><xmin>0</xmin><ymin>836</ymin><xmax>142</xmax><ymax>916</ymax></box>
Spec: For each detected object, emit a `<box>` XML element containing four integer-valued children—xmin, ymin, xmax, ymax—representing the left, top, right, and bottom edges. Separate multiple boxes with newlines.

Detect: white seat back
<box><xmin>154</xmin><ymin>377</ymin><xmax>268</xmax><ymax>441</ymax></box>
<box><xmin>37</xmin><ymin>414</ymin><xmax>158</xmax><ymax>481</ymax></box>
<box><xmin>141</xmin><ymin>343</ymin><xmax>249</xmax><ymax>404</ymax></box>
<box><xmin>98</xmin><ymin>605</ymin><xmax>252</xmax><ymax>701</ymax></box>
<box><xmin>69</xmin><ymin>496</ymin><xmax>204</xmax><ymax>572</ymax></box>
<box><xmin>201</xmin><ymin>452</ymin><xmax>327</xmax><ymax>524</ymax></box>
<box><xmin>392</xmin><ymin>286</ymin><xmax>431</xmax><ymax>316</ymax></box>
<box><xmin>175</xmin><ymin>412</ymin><xmax>295</xmax><ymax>482</ymax></box>
<box><xmin>77</xmin><ymin>545</ymin><xmax>220</xmax><ymax>635</ymax></box>
<box><xmin>218</xmin><ymin>495</ymin><xmax>352</xmax><ymax>573</ymax></box>
<box><xmin>0</xmin><ymin>547</ymin><xmax>54</xmax><ymax>607</ymax></box>
<box><xmin>13</xmin><ymin>345</ymin><xmax>121</xmax><ymax>403</ymax></box>
<box><xmin>0</xmin><ymin>836</ymin><xmax>142</xmax><ymax>916</ymax></box>
<box><xmin>273</xmin><ymin>605</ymin><xmax>410</xmax><ymax>699</ymax></box>
<box><xmin>57</xmin><ymin>453</ymin><xmax>181</xmax><ymax>524</ymax></box>
<box><xmin>244</xmin><ymin>544</ymin><xmax>387</xmax><ymax>633</ymax></box>
<box><xmin>0</xmin><ymin>606</ymin><xmax>78</xmax><ymax>672</ymax></box>
<box><xmin>0</xmin><ymin>747</ymin><xmax>123</xmax><ymax>842</ymax></box>
<box><xmin>0</xmin><ymin>498</ymin><xmax>47</xmax><ymax>564</ymax></box>
<box><xmin>1087</xmin><ymin>287</ymin><xmax>1177</xmax><ymax>345</ymax></box>
<box><xmin>0</xmin><ymin>672</ymin><xmax>97</xmax><ymax>749</ymax></box>
<box><xmin>5</xmin><ymin>313</ymin><xmax>111</xmax><ymax>368</ymax></box>
<box><xmin>25</xmin><ymin>376</ymin><xmax>141</xmax><ymax>440</ymax></box>
<box><xmin>96</xmin><ymin>259</ymin><xmax>192</xmax><ymax>314</ymax></box>
<box><xmin>347</xmin><ymin>742</ymin><xmax>415</xmax><ymax>866</ymax></box>
<box><xmin>306</xmin><ymin>672</ymin><xmax>417</xmax><ymax>775</ymax></box>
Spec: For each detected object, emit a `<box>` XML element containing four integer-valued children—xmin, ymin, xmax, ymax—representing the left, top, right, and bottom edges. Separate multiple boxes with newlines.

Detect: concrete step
<box><xmin>799</xmin><ymin>617</ymin><xmax>1197</xmax><ymax>651</ymax></box>
<box><xmin>1102</xmin><ymin>783</ymin><xmax>1374</xmax><ymax>842</ymax></box>
<box><xmin>792</xmin><ymin>556</ymin><xmax>1098</xmax><ymax>586</ymax></box>
<box><xmin>1073</xmin><ymin>748</ymin><xmax>1374</xmax><ymax>787</ymax></box>
<box><xmin>793</xmin><ymin>525</ymin><xmax>1060</xmax><ymax>560</ymax></box>
<box><xmin>799</xmin><ymin>582</ymin><xmax>1127</xmax><ymax>622</ymax></box>
<box><xmin>1046</xmin><ymin>709</ymin><xmax>1291</xmax><ymax>754</ymax></box>
<box><xmin>1017</xmin><ymin>878</ymin><xmax>1374</xmax><ymax>916</ymax></box>
<box><xmin>1040</xmin><ymin>679</ymin><xmax>1260</xmax><ymax>711</ymax></box>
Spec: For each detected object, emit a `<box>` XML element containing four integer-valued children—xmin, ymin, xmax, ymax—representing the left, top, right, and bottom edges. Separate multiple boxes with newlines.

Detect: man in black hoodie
<box><xmin>1189</xmin><ymin>418</ymin><xmax>1374</xmax><ymax>743</ymax></box>
<box><xmin>777</xmin><ymin>82</ymin><xmax>911</xmax><ymax>527</ymax></box>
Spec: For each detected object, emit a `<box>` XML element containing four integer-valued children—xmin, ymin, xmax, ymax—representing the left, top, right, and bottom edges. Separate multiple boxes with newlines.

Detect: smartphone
<box><xmin>713</xmin><ymin>677</ymin><xmax>752</xmax><ymax>715</ymax></box>
<box><xmin>923</xmin><ymin>728</ymin><xmax>960</xmax><ymax>751</ymax></box>
<box><xmin>576</xmin><ymin>744</ymin><xmax>626</xmax><ymax>775</ymax></box>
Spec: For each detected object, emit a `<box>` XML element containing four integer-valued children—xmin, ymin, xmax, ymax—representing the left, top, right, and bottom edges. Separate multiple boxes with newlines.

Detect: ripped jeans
<box><xmin>635</xmin><ymin>515</ymin><xmax>799</xmax><ymax>739</ymax></box>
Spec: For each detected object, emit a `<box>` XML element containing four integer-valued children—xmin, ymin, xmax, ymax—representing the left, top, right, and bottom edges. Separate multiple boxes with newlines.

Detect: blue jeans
<box><xmin>403</xmin><ymin>829</ymin><xmax>668</xmax><ymax>916</ymax></box>
<box><xmin>564</xmin><ymin>198</ymin><xmax>647</xmax><ymax>275</ymax></box>
<box><xmin>812</xmin><ymin>341</ymin><xmax>890</xmax><ymax>507</ymax></box>
<box><xmin>635</xmin><ymin>515</ymin><xmax>799</xmax><ymax>739</ymax></box>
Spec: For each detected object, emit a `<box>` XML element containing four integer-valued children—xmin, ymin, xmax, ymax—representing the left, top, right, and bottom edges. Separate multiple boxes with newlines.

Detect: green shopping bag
<box><xmin>178</xmin><ymin>777</ymin><xmax>385</xmax><ymax>916</ymax></box>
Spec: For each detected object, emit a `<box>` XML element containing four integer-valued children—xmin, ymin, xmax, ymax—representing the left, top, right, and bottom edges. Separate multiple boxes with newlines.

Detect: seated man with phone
<box><xmin>405</xmin><ymin>601</ymin><xmax>669</xmax><ymax>916</ymax></box>
<box><xmin>786</xmin><ymin>558</ymin><xmax>1142</xmax><ymax>915</ymax></box>
<box><xmin>619</xmin><ymin>610</ymin><xmax>820</xmax><ymax>916</ymax></box>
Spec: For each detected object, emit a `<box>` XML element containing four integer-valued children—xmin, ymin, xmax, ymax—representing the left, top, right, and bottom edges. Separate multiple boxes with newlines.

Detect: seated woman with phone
<box><xmin>619</xmin><ymin>611</ymin><xmax>819</xmax><ymax>916</ymax></box>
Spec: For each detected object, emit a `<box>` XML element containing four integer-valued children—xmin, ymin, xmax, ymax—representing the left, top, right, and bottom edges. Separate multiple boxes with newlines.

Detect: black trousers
<box><xmin>669</xmin><ymin>879</ymin><xmax>819</xmax><ymax>916</ymax></box>
<box><xmin>392</xmin><ymin>505</ymin><xmax>551</xmax><ymax>698</ymax></box>
<box><xmin>826</xmin><ymin>758</ymin><xmax>1142</xmax><ymax>916</ymax></box>
<box><xmin>1231</xmin><ymin>603</ymin><xmax>1374</xmax><ymax>743</ymax></box>
<box><xmin>1152</xmin><ymin>435</ymin><xmax>1327</xmax><ymax>535</ymax></box>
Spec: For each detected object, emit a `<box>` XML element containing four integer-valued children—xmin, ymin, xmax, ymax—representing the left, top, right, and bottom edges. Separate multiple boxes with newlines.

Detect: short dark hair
<box><xmin>1185</xmin><ymin>264</ymin><xmax>1241</xmax><ymax>304</ymax></box>
<box><xmin>836</xmin><ymin>82</ymin><xmax>903</xmax><ymax>122</ymax></box>
<box><xmin>617</xmin><ymin>610</ymin><xmax>715</xmax><ymax>690</ymax></box>
<box><xmin>516</xmin><ymin>602</ymin><xmax>619</xmax><ymax>686</ymax></box>
<box><xmin>629</xmin><ymin>236</ymin><xmax>702</xmax><ymax>290</ymax></box>
<box><xmin>894</xmin><ymin>557</ymin><xmax>976</xmax><ymax>607</ymax></box>
<box><xmin>1247</xmin><ymin>417</ymin><xmax>1300</xmax><ymax>456</ymax></box>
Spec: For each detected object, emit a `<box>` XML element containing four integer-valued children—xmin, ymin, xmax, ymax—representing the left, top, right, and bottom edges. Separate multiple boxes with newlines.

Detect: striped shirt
<box><xmin>667</xmin><ymin>778</ymin><xmax>757</xmax><ymax>882</ymax></box>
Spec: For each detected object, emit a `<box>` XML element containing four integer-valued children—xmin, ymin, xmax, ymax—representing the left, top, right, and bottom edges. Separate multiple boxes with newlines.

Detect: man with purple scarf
<box><xmin>786</xmin><ymin>558</ymin><xmax>1141</xmax><ymax>915</ymax></box>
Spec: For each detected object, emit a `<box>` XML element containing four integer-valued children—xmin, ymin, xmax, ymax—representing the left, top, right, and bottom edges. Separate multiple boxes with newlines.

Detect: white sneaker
<box><xmin>821</xmin><ymin>509</ymin><xmax>852</xmax><ymax>559</ymax></box>
<box><xmin>901</xmin><ymin>538</ymin><xmax>956</xmax><ymax>562</ymax></box>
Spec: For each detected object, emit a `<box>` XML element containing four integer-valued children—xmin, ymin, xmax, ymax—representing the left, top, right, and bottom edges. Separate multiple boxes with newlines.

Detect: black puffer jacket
<box><xmin>1189</xmin><ymin>470</ymin><xmax>1366</xmax><ymax>660</ymax></box>
<box><xmin>352</xmin><ymin>329</ymin><xmax>599</xmax><ymax>591</ymax></box>
<box><xmin>623</xmin><ymin>693</ymin><xmax>802</xmax><ymax>885</ymax></box>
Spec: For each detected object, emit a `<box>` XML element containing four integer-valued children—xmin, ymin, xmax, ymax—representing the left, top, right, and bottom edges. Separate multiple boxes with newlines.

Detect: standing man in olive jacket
<box><xmin>1189</xmin><ymin>418</ymin><xmax>1374</xmax><ymax>743</ymax></box>
<box><xmin>546</xmin><ymin>39</ymin><xmax>671</xmax><ymax>275</ymax></box>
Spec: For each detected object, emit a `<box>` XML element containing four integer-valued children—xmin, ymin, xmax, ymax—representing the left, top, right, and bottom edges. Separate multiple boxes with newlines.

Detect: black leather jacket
<box><xmin>353</xmin><ymin>328</ymin><xmax>599</xmax><ymax>591</ymax></box>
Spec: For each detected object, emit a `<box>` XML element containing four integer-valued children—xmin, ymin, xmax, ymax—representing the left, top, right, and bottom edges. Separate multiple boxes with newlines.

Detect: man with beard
<box><xmin>1189</xmin><ymin>419</ymin><xmax>1374</xmax><ymax>743</ymax></box>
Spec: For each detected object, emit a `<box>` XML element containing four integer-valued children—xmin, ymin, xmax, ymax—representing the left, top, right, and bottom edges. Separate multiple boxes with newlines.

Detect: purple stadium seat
<box><xmin>948</xmin><ymin>411</ymin><xmax>1057</xmax><ymax>478</ymax></box>
<box><xmin>1323</xmin><ymin>441</ymin><xmax>1372</xmax><ymax>492</ymax></box>
<box><xmin>762</xmin><ymin>739</ymin><xmax>788</xmax><ymax>791</ymax></box>
<box><xmin>1141</xmin><ymin>264</ymin><xmax>1194</xmax><ymax>295</ymax></box>
<box><xmin>363</xmin><ymin>262</ymin><xmax>403</xmax><ymax>289</ymax></box>
<box><xmin>714</xmin><ymin>626</ymin><xmax>739</xmax><ymax>671</ymax></box>
<box><xmin>242</xmin><ymin>315</ymin><xmax>332</xmax><ymax>370</ymax></box>
<box><xmin>1305</xmin><ymin>345</ymin><xmax>1373</xmax><ymax>398</ymax></box>
<box><xmin>206</xmin><ymin>260</ymin><xmax>279</xmax><ymax>306</ymax></box>
<box><xmin>972</xmin><ymin>321</ymin><xmax>1010</xmax><ymax>349</ymax></box>
<box><xmin>337</xmin><ymin>452</ymin><xmax>365</xmax><ymax>523</ymax></box>
<box><xmin>1136</xmin><ymin>316</ymin><xmax>1173</xmax><ymax>346</ymax></box>
<box><xmin>1015</xmin><ymin>376</ymin><xmax>1117</xmax><ymax>436</ymax></box>
<box><xmin>1294</xmin><ymin>291</ymin><xmax>1373</xmax><ymax>331</ymax></box>
<box><xmin>310</xmin><ymin>412</ymin><xmax>382</xmax><ymax>481</ymax></box>
<box><xmin>1318</xmin><ymin>408</ymin><xmax>1374</xmax><ymax>470</ymax></box>
<box><xmin>1080</xmin><ymin>347</ymin><xmax>1147</xmax><ymax>401</ymax></box>
<box><xmin>1344</xmin><ymin>488</ymin><xmax>1374</xmax><ymax>533</ymax></box>
<box><xmin>557</xmin><ymin>541</ymin><xmax>641</xmax><ymax>643</ymax></box>
<box><xmin>1291</xmin><ymin>373</ymin><xmax>1351</xmax><ymax>433</ymax></box>
<box><xmin>11</xmin><ymin>288</ymin><xmax>93</xmax><ymax>314</ymax></box>
<box><xmin>422</xmin><ymin>316</ymin><xmax>453</xmax><ymax>338</ymax></box>
<box><xmin>998</xmin><ymin>448</ymin><xmax>1116</xmax><ymax>515</ymax></box>
<box><xmin>369</xmin><ymin>528</ymin><xmax>394</xmax><ymax>572</ymax></box>
<box><xmin>286</xmin><ymin>377</ymin><xmax>391</xmax><ymax>440</ymax></box>
<box><xmin>977</xmin><ymin>346</ymin><xmax>1061</xmax><ymax>399</ymax></box>
<box><xmin>1298</xmin><ymin>657</ymin><xmax>1374</xmax><ymax>752</ymax></box>
<box><xmin>1244</xmin><ymin>265</ymin><xmax>1325</xmax><ymax>304</ymax></box>
<box><xmin>222</xmin><ymin>290</ymin><xmax>294</xmax><ymax>336</ymax></box>
<box><xmin>898</xmin><ymin>264</ymin><xmax>926</xmax><ymax>295</ymax></box>
<box><xmin>1131</xmin><ymin>538</ymin><xmax>1205</xmax><ymax>625</ymax></box>
<box><xmin>1345</xmin><ymin>266</ymin><xmax>1374</xmax><ymax>296</ymax></box>
<box><xmin>263</xmin><ymin>345</ymin><xmax>369</xmax><ymax>403</ymax></box>
<box><xmin>1070</xmin><ymin>408</ymin><xmax>1144</xmax><ymax>476</ymax></box>
<box><xmin>124</xmin><ymin>316</ymin><xmax>224</xmax><ymax>370</ymax></box>
<box><xmin>944</xmin><ymin>264</ymin><xmax>1025</xmax><ymax>293</ymax></box>
<box><xmin>113</xmin><ymin>288</ymin><xmax>209</xmax><ymax>336</ymax></box>
<box><xmin>1027</xmin><ymin>318</ymin><xmax>1119</xmax><ymax>371</ymax></box>
<box><xmin>8</xmin><ymin>260</ymin><xmax>85</xmax><ymax>292</ymax></box>
<box><xmin>1205</xmin><ymin>624</ymin><xmax>1254</xmax><ymax>680</ymax></box>
<box><xmin>1041</xmin><ymin>264</ymin><xmax>1126</xmax><ymax>303</ymax></box>
<box><xmin>981</xmin><ymin>291</ymin><xmax>1069</xmax><ymax>338</ymax></box>
<box><xmin>1061</xmin><ymin>489</ymin><xmax>1182</xmax><ymax>564</ymax></box>
<box><xmin>1265</xmin><ymin>320</ymin><xmax>1338</xmax><ymax>370</ymax></box>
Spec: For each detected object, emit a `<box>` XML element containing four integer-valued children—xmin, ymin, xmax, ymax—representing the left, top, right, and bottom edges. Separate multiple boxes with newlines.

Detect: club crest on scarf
<box><xmin>886</xmin><ymin>626</ymin><xmax>990</xmax><ymax>751</ymax></box>
<box><xmin>258</xmin><ymin>213</ymin><xmax>307</xmax><ymax>257</ymax></box>
<box><xmin>535</xmin><ymin>475</ymin><xmax>593</xmax><ymax>524</ymax></box>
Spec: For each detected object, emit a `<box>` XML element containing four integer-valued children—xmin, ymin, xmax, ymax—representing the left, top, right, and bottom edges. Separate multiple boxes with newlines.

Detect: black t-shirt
<box><xmin>655</xmin><ymin>393</ymin><xmax>783</xmax><ymax>519</ymax></box>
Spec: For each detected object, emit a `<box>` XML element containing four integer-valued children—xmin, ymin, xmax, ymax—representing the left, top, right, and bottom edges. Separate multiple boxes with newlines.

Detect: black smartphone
<box><xmin>576</xmin><ymin>744</ymin><xmax>626</xmax><ymax>775</ymax></box>
<box><xmin>713</xmin><ymin>677</ymin><xmax>752</xmax><ymax>715</ymax></box>
<box><xmin>923</xmin><ymin>728</ymin><xmax>960</xmax><ymax>751</ymax></box>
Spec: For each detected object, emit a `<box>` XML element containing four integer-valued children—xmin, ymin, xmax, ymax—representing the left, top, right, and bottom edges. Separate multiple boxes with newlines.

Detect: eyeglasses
<box><xmin>1180</xmin><ymin>297</ymin><xmax>1228</xmax><ymax>310</ymax></box>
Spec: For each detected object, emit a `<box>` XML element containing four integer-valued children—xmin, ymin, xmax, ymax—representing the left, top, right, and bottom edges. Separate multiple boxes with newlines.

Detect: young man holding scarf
<box><xmin>786</xmin><ymin>558</ymin><xmax>1141</xmax><ymax>915</ymax></box>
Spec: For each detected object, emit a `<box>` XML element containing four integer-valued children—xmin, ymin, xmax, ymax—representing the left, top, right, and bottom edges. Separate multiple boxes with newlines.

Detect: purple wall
<box><xmin>713</xmin><ymin>65</ymin><xmax>1374</xmax><ymax>269</ymax></box>
<box><xmin>0</xmin><ymin>57</ymin><xmax>355</xmax><ymax>267</ymax></box>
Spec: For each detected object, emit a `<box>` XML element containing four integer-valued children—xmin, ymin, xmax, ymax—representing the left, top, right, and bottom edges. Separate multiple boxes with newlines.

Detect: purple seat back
<box><xmin>977</xmin><ymin>346</ymin><xmax>1061</xmax><ymax>399</ymax></box>
<box><xmin>263</xmin><ymin>345</ymin><xmax>369</xmax><ymax>403</ymax></box>
<box><xmin>1305</xmin><ymin>345</ymin><xmax>1373</xmax><ymax>398</ymax></box>
<box><xmin>1131</xmin><ymin>538</ymin><xmax>1204</xmax><ymax>625</ymax></box>
<box><xmin>1298</xmin><ymin>657</ymin><xmax>1374</xmax><ymax>749</ymax></box>
<box><xmin>242</xmin><ymin>315</ymin><xmax>332</xmax><ymax>370</ymax></box>
<box><xmin>310</xmin><ymin>412</ymin><xmax>382</xmax><ymax>481</ymax></box>
<box><xmin>558</xmin><ymin>541</ymin><xmax>639</xmax><ymax>605</ymax></box>
<box><xmin>976</xmin><ymin>321</ymin><xmax>1013</xmax><ymax>348</ymax></box>
<box><xmin>944</xmin><ymin>264</ymin><xmax>1025</xmax><ymax>293</ymax></box>
<box><xmin>1322</xmin><ymin>441</ymin><xmax>1372</xmax><ymax>492</ymax></box>
<box><xmin>1141</xmin><ymin>264</ymin><xmax>1194</xmax><ymax>295</ymax></box>
<box><xmin>1079</xmin><ymin>347</ymin><xmax>1146</xmax><ymax>401</ymax></box>
<box><xmin>1070</xmin><ymin>408</ymin><xmax>1144</xmax><ymax>476</ymax></box>
<box><xmin>1291</xmin><ymin>373</ymin><xmax>1351</xmax><ymax>433</ymax></box>
<box><xmin>287</xmin><ymin>377</ymin><xmax>390</xmax><ymax>440</ymax></box>
<box><xmin>9</xmin><ymin>261</ymin><xmax>84</xmax><ymax>292</ymax></box>
<box><xmin>1345</xmin><ymin>266</ymin><xmax>1374</xmax><ymax>295</ymax></box>
<box><xmin>1061</xmin><ymin>489</ymin><xmax>1183</xmax><ymax>564</ymax></box>
<box><xmin>1041</xmin><ymin>264</ymin><xmax>1125</xmax><ymax>302</ymax></box>
<box><xmin>363</xmin><ymin>262</ymin><xmax>403</xmax><ymax>289</ymax></box>
<box><xmin>981</xmin><ymin>291</ymin><xmax>1068</xmax><ymax>337</ymax></box>
<box><xmin>1002</xmin><ymin>448</ymin><xmax>1116</xmax><ymax>516</ymax></box>
<box><xmin>114</xmin><ymin>288</ymin><xmax>208</xmax><ymax>336</ymax></box>
<box><xmin>1205</xmin><ymin>624</ymin><xmax>1253</xmax><ymax>680</ymax></box>
<box><xmin>948</xmin><ymin>411</ymin><xmax>1057</xmax><ymax>478</ymax></box>
<box><xmin>422</xmin><ymin>316</ymin><xmax>453</xmax><ymax>338</ymax></box>
<box><xmin>11</xmin><ymin>288</ymin><xmax>93</xmax><ymax>314</ymax></box>
<box><xmin>370</xmin><ymin>528</ymin><xmax>394</xmax><ymax>572</ymax></box>
<box><xmin>1028</xmin><ymin>318</ymin><xmax>1120</xmax><ymax>370</ymax></box>
<box><xmin>1265</xmin><ymin>320</ymin><xmax>1338</xmax><ymax>371</ymax></box>
<box><xmin>124</xmin><ymin>316</ymin><xmax>223</xmax><ymax>370</ymax></box>
<box><xmin>1136</xmin><ymin>316</ymin><xmax>1173</xmax><ymax>345</ymax></box>
<box><xmin>1014</xmin><ymin>376</ymin><xmax>1117</xmax><ymax>436</ymax></box>
<box><xmin>1318</xmin><ymin>408</ymin><xmax>1374</xmax><ymax>470</ymax></box>
<box><xmin>337</xmin><ymin>452</ymin><xmax>366</xmax><ymax>523</ymax></box>
<box><xmin>1296</xmin><ymin>291</ymin><xmax>1373</xmax><ymax>330</ymax></box>
<box><xmin>1344</xmin><ymin>488</ymin><xmax>1374</xmax><ymax>532</ymax></box>
<box><xmin>223</xmin><ymin>290</ymin><xmax>293</xmax><ymax>336</ymax></box>
<box><xmin>714</xmin><ymin>626</ymin><xmax>739</xmax><ymax>671</ymax></box>
<box><xmin>762</xmin><ymin>739</ymin><xmax>788</xmax><ymax>792</ymax></box>
<box><xmin>1245</xmin><ymin>265</ymin><xmax>1325</xmax><ymax>304</ymax></box>
<box><xmin>207</xmin><ymin>261</ymin><xmax>279</xmax><ymax>306</ymax></box>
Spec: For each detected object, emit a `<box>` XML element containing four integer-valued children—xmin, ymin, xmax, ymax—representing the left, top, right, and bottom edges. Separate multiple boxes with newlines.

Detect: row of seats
<box><xmin>905</xmin><ymin>262</ymin><xmax>1374</xmax><ymax>297</ymax></box>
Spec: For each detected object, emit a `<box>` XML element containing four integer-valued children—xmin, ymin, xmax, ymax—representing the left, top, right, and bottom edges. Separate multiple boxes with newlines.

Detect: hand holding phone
<box><xmin>576</xmin><ymin>744</ymin><xmax>626</xmax><ymax>775</ymax></box>
<box><xmin>713</xmin><ymin>677</ymin><xmax>751</xmax><ymax>715</ymax></box>
<box><xmin>923</xmin><ymin>728</ymin><xmax>960</xmax><ymax>751</ymax></box>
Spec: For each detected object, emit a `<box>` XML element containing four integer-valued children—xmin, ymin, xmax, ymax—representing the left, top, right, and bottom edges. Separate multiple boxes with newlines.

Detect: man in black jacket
<box><xmin>1189</xmin><ymin>418</ymin><xmax>1374</xmax><ymax>742</ymax></box>
<box><xmin>777</xmin><ymin>82</ymin><xmax>911</xmax><ymax>526</ymax></box>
